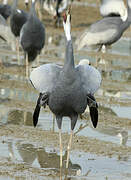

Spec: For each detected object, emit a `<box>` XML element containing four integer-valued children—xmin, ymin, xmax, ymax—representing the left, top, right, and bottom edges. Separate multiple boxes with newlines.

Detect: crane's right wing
<box><xmin>30</xmin><ymin>63</ymin><xmax>62</xmax><ymax>93</ymax></box>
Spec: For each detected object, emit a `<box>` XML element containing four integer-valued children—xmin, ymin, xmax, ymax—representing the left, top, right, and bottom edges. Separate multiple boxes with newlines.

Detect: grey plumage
<box><xmin>0</xmin><ymin>4</ymin><xmax>11</xmax><ymax>20</ymax></box>
<box><xmin>76</xmin><ymin>0</ymin><xmax>131</xmax><ymax>51</ymax></box>
<box><xmin>10</xmin><ymin>0</ymin><xmax>28</xmax><ymax>37</ymax></box>
<box><xmin>20</xmin><ymin>0</ymin><xmax>45</xmax><ymax>62</ymax></box>
<box><xmin>30</xmin><ymin>14</ymin><xmax>101</xmax><ymax>130</ymax></box>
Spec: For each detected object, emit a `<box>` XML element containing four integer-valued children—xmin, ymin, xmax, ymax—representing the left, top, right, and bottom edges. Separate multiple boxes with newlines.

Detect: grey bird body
<box><xmin>10</xmin><ymin>0</ymin><xmax>28</xmax><ymax>37</ymax></box>
<box><xmin>49</xmin><ymin>41</ymin><xmax>86</xmax><ymax>120</ymax></box>
<box><xmin>0</xmin><ymin>4</ymin><xmax>11</xmax><ymax>20</ymax></box>
<box><xmin>76</xmin><ymin>0</ymin><xmax>131</xmax><ymax>50</ymax></box>
<box><xmin>20</xmin><ymin>1</ymin><xmax>45</xmax><ymax>62</ymax></box>
<box><xmin>30</xmin><ymin>40</ymin><xmax>101</xmax><ymax>129</ymax></box>
<box><xmin>89</xmin><ymin>17</ymin><xmax>129</xmax><ymax>45</ymax></box>
<box><xmin>30</xmin><ymin>12</ymin><xmax>101</xmax><ymax>169</ymax></box>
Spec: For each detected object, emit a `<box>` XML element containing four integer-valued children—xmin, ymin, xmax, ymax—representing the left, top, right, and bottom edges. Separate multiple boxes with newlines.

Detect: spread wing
<box><xmin>76</xmin><ymin>64</ymin><xmax>102</xmax><ymax>95</ymax></box>
<box><xmin>30</xmin><ymin>63</ymin><xmax>62</xmax><ymax>93</ymax></box>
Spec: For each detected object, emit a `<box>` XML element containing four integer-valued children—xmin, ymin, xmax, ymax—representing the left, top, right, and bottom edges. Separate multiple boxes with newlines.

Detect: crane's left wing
<box><xmin>30</xmin><ymin>63</ymin><xmax>62</xmax><ymax>93</ymax></box>
<box><xmin>76</xmin><ymin>64</ymin><xmax>102</xmax><ymax>95</ymax></box>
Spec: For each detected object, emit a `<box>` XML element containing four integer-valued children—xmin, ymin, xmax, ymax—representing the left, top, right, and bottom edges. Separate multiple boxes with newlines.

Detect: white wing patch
<box><xmin>76</xmin><ymin>64</ymin><xmax>102</xmax><ymax>94</ymax></box>
<box><xmin>30</xmin><ymin>64</ymin><xmax>61</xmax><ymax>93</ymax></box>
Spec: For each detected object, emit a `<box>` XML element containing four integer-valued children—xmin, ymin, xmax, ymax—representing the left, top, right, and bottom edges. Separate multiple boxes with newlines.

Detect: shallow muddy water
<box><xmin>0</xmin><ymin>0</ymin><xmax>131</xmax><ymax>179</ymax></box>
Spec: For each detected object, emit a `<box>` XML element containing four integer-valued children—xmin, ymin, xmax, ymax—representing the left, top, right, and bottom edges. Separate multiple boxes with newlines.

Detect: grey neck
<box><xmin>63</xmin><ymin>40</ymin><xmax>75</xmax><ymax>70</ymax></box>
<box><xmin>30</xmin><ymin>1</ymin><xmax>37</xmax><ymax>17</ymax></box>
<box><xmin>12</xmin><ymin>0</ymin><xmax>18</xmax><ymax>11</ymax></box>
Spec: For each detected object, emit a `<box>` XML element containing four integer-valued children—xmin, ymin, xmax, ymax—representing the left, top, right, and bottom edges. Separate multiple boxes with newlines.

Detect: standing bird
<box><xmin>10</xmin><ymin>0</ymin><xmax>28</xmax><ymax>63</ymax></box>
<box><xmin>24</xmin><ymin>0</ymin><xmax>70</xmax><ymax>27</ymax></box>
<box><xmin>76</xmin><ymin>0</ymin><xmax>131</xmax><ymax>54</ymax></box>
<box><xmin>20</xmin><ymin>0</ymin><xmax>45</xmax><ymax>78</ymax></box>
<box><xmin>0</xmin><ymin>0</ymin><xmax>11</xmax><ymax>20</ymax></box>
<box><xmin>30</xmin><ymin>10</ymin><xmax>101</xmax><ymax>171</ymax></box>
<box><xmin>100</xmin><ymin>0</ymin><xmax>127</xmax><ymax>21</ymax></box>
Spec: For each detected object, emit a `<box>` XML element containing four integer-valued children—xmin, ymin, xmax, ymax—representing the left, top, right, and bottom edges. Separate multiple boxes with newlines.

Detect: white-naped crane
<box><xmin>30</xmin><ymin>9</ymin><xmax>101</xmax><ymax>176</ymax></box>
<box><xmin>20</xmin><ymin>0</ymin><xmax>45</xmax><ymax>78</ymax></box>
<box><xmin>10</xmin><ymin>0</ymin><xmax>28</xmax><ymax>63</ymax></box>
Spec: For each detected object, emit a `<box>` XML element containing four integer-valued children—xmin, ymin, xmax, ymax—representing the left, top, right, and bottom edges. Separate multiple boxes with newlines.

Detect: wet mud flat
<box><xmin>0</xmin><ymin>0</ymin><xmax>131</xmax><ymax>179</ymax></box>
<box><xmin>0</xmin><ymin>123</ymin><xmax>131</xmax><ymax>180</ymax></box>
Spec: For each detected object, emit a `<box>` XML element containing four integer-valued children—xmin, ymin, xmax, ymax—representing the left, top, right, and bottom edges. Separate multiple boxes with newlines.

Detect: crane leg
<box><xmin>66</xmin><ymin>130</ymin><xmax>73</xmax><ymax>169</ymax></box>
<box><xmin>96</xmin><ymin>45</ymin><xmax>103</xmax><ymax>67</ymax></box>
<box><xmin>52</xmin><ymin>113</ymin><xmax>55</xmax><ymax>132</ymax></box>
<box><xmin>25</xmin><ymin>53</ymin><xmax>29</xmax><ymax>79</ymax></box>
<box><xmin>23</xmin><ymin>111</ymin><xmax>27</xmax><ymax>125</ymax></box>
<box><xmin>59</xmin><ymin>129</ymin><xmax>63</xmax><ymax>180</ymax></box>
<box><xmin>37</xmin><ymin>54</ymin><xmax>40</xmax><ymax>66</ymax></box>
<box><xmin>16</xmin><ymin>38</ymin><xmax>20</xmax><ymax>65</ymax></box>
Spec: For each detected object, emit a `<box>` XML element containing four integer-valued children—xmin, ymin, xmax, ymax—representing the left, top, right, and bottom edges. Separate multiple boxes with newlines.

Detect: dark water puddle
<box><xmin>0</xmin><ymin>138</ymin><xmax>131</xmax><ymax>179</ymax></box>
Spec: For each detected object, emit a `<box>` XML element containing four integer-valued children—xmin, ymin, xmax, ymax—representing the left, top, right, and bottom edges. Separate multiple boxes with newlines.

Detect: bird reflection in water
<box><xmin>15</xmin><ymin>142</ymin><xmax>81</xmax><ymax>178</ymax></box>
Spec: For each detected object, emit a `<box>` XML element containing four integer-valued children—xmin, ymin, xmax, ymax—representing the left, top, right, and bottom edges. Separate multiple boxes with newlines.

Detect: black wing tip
<box><xmin>90</xmin><ymin>107</ymin><xmax>98</xmax><ymax>128</ymax></box>
<box><xmin>33</xmin><ymin>113</ymin><xmax>38</xmax><ymax>127</ymax></box>
<box><xmin>33</xmin><ymin>104</ymin><xmax>41</xmax><ymax>127</ymax></box>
